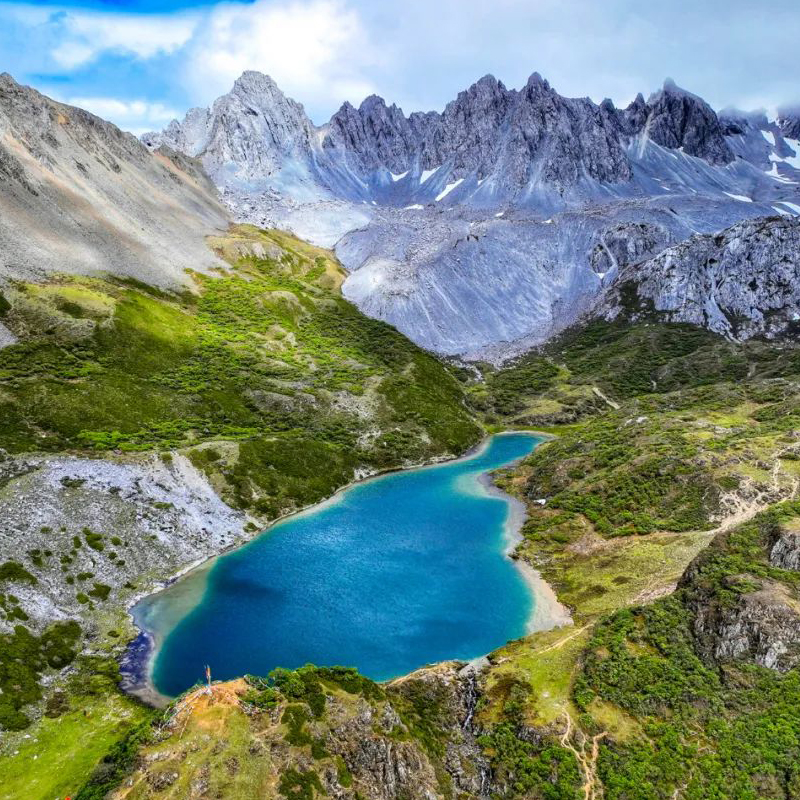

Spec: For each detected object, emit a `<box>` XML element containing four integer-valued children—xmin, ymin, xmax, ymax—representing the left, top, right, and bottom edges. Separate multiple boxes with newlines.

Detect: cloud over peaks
<box><xmin>182</xmin><ymin>0</ymin><xmax>380</xmax><ymax>119</ymax></box>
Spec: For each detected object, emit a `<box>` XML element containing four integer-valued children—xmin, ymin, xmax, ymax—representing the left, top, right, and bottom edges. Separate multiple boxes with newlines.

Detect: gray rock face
<box><xmin>588</xmin><ymin>221</ymin><xmax>672</xmax><ymax>278</ymax></box>
<box><xmin>598</xmin><ymin>215</ymin><xmax>800</xmax><ymax>340</ymax></box>
<box><xmin>488</xmin><ymin>73</ymin><xmax>631</xmax><ymax>187</ymax></box>
<box><xmin>0</xmin><ymin>73</ymin><xmax>228</xmax><ymax>287</ymax></box>
<box><xmin>770</xmin><ymin>527</ymin><xmax>800</xmax><ymax>571</ymax></box>
<box><xmin>421</xmin><ymin>74</ymin><xmax>515</xmax><ymax>178</ymax></box>
<box><xmin>145</xmin><ymin>71</ymin><xmax>316</xmax><ymax>187</ymax></box>
<box><xmin>324</xmin><ymin>95</ymin><xmax>424</xmax><ymax>175</ymax></box>
<box><xmin>198</xmin><ymin>71</ymin><xmax>316</xmax><ymax>182</ymax></box>
<box><xmin>692</xmin><ymin>578</ymin><xmax>800</xmax><ymax>672</ymax></box>
<box><xmin>321</xmin><ymin>72</ymin><xmax>633</xmax><ymax>193</ymax></box>
<box><xmin>626</xmin><ymin>79</ymin><xmax>734</xmax><ymax>165</ymax></box>
<box><xmin>778</xmin><ymin>108</ymin><xmax>800</xmax><ymax>141</ymax></box>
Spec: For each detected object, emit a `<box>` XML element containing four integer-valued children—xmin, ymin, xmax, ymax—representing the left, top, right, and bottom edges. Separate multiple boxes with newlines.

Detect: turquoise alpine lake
<box><xmin>133</xmin><ymin>432</ymin><xmax>542</xmax><ymax>697</ymax></box>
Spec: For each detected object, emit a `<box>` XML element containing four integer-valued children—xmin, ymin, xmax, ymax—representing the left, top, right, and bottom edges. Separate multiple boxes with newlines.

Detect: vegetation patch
<box><xmin>0</xmin><ymin>620</ymin><xmax>81</xmax><ymax>730</ymax></box>
<box><xmin>278</xmin><ymin>768</ymin><xmax>324</xmax><ymax>799</ymax></box>
<box><xmin>572</xmin><ymin>504</ymin><xmax>800</xmax><ymax>797</ymax></box>
<box><xmin>0</xmin><ymin>560</ymin><xmax>37</xmax><ymax>585</ymax></box>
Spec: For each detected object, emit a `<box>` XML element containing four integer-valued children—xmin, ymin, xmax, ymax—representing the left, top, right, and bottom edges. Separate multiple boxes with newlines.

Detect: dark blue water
<box><xmin>135</xmin><ymin>433</ymin><xmax>541</xmax><ymax>697</ymax></box>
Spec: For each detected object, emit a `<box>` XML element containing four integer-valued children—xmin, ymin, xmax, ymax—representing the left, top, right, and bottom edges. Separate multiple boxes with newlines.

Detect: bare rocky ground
<box><xmin>0</xmin><ymin>73</ymin><xmax>229</xmax><ymax>289</ymax></box>
<box><xmin>0</xmin><ymin>449</ymin><xmax>248</xmax><ymax>638</ymax></box>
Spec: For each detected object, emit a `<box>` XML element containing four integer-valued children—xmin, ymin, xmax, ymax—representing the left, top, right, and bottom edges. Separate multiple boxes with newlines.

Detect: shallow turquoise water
<box><xmin>135</xmin><ymin>433</ymin><xmax>541</xmax><ymax>697</ymax></box>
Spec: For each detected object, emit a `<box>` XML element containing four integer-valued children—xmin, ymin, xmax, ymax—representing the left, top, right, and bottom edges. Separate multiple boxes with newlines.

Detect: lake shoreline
<box><xmin>479</xmin><ymin>471</ymin><xmax>573</xmax><ymax>634</ymax></box>
<box><xmin>121</xmin><ymin>429</ymin><xmax>566</xmax><ymax>706</ymax></box>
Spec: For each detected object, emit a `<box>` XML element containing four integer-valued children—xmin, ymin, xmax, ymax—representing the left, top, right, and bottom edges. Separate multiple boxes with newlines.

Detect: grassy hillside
<box><xmin>471</xmin><ymin>318</ymin><xmax>800</xmax><ymax>427</ymax></box>
<box><xmin>575</xmin><ymin>501</ymin><xmax>800</xmax><ymax>798</ymax></box>
<box><xmin>74</xmin><ymin>665</ymin><xmax>476</xmax><ymax>800</ymax></box>
<box><xmin>0</xmin><ymin>225</ymin><xmax>479</xmax><ymax>517</ymax></box>
<box><xmin>472</xmin><ymin>323</ymin><xmax>800</xmax><ymax>799</ymax></box>
<box><xmin>46</xmin><ymin>318</ymin><xmax>799</xmax><ymax>800</ymax></box>
<box><xmin>4</xmin><ymin>239</ymin><xmax>800</xmax><ymax>800</ymax></box>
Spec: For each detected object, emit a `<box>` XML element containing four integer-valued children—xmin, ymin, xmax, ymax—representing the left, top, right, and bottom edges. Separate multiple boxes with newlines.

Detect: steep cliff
<box><xmin>598</xmin><ymin>215</ymin><xmax>800</xmax><ymax>339</ymax></box>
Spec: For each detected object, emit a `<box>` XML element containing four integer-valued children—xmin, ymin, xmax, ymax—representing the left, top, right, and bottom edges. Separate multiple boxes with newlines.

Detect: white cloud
<box><xmin>46</xmin><ymin>7</ymin><xmax>198</xmax><ymax>69</ymax></box>
<box><xmin>182</xmin><ymin>0</ymin><xmax>381</xmax><ymax>121</ymax></box>
<box><xmin>50</xmin><ymin>42</ymin><xmax>95</xmax><ymax>70</ymax></box>
<box><xmin>3</xmin><ymin>0</ymin><xmax>800</xmax><ymax>132</ymax></box>
<box><xmin>65</xmin><ymin>96</ymin><xmax>181</xmax><ymax>134</ymax></box>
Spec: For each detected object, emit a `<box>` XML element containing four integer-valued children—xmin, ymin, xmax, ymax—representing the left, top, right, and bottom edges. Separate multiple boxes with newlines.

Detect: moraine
<box><xmin>131</xmin><ymin>432</ymin><xmax>545</xmax><ymax>698</ymax></box>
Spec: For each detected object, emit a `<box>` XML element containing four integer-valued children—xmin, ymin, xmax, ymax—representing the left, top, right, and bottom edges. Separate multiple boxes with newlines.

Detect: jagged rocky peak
<box><xmin>145</xmin><ymin>70</ymin><xmax>317</xmax><ymax>182</ymax></box>
<box><xmin>621</xmin><ymin>92</ymin><xmax>649</xmax><ymax>134</ymax></box>
<box><xmin>224</xmin><ymin>69</ymin><xmax>313</xmax><ymax>134</ymax></box>
<box><xmin>143</xmin><ymin>68</ymin><xmax>761</xmax><ymax>199</ymax></box>
<box><xmin>324</xmin><ymin>94</ymin><xmax>422</xmax><ymax>174</ymax></box>
<box><xmin>627</xmin><ymin>78</ymin><xmax>735</xmax><ymax>165</ymax></box>
<box><xmin>421</xmin><ymin>73</ymin><xmax>514</xmax><ymax>177</ymax></box>
<box><xmin>507</xmin><ymin>72</ymin><xmax>632</xmax><ymax>185</ymax></box>
<box><xmin>205</xmin><ymin>70</ymin><xmax>315</xmax><ymax>173</ymax></box>
<box><xmin>598</xmin><ymin>215</ymin><xmax>800</xmax><ymax>340</ymax></box>
<box><xmin>320</xmin><ymin>70</ymin><xmax>636</xmax><ymax>188</ymax></box>
<box><xmin>777</xmin><ymin>105</ymin><xmax>800</xmax><ymax>140</ymax></box>
<box><xmin>419</xmin><ymin>70</ymin><xmax>633</xmax><ymax>187</ymax></box>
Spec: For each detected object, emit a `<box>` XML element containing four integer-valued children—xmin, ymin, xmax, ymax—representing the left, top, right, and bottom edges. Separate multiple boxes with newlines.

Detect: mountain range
<box><xmin>141</xmin><ymin>70</ymin><xmax>800</xmax><ymax>356</ymax></box>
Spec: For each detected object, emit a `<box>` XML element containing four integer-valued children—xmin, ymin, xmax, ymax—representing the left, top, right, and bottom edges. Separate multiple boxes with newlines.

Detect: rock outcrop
<box><xmin>778</xmin><ymin>108</ymin><xmax>800</xmax><ymax>141</ymax></box>
<box><xmin>680</xmin><ymin>513</ymin><xmax>800</xmax><ymax>675</ymax></box>
<box><xmin>770</xmin><ymin>526</ymin><xmax>800</xmax><ymax>570</ymax></box>
<box><xmin>588</xmin><ymin>221</ymin><xmax>672</xmax><ymax>278</ymax></box>
<box><xmin>111</xmin><ymin>663</ymin><xmax>492</xmax><ymax>800</ymax></box>
<box><xmin>625</xmin><ymin>79</ymin><xmax>734</xmax><ymax>165</ymax></box>
<box><xmin>146</xmin><ymin>71</ymin><xmax>316</xmax><ymax>185</ymax></box>
<box><xmin>598</xmin><ymin>215</ymin><xmax>800</xmax><ymax>340</ymax></box>
<box><xmin>691</xmin><ymin>577</ymin><xmax>800</xmax><ymax>672</ymax></box>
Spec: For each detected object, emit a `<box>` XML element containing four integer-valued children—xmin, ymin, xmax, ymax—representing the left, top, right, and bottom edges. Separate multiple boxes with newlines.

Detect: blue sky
<box><xmin>1</xmin><ymin>0</ymin><xmax>798</xmax><ymax>134</ymax></box>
